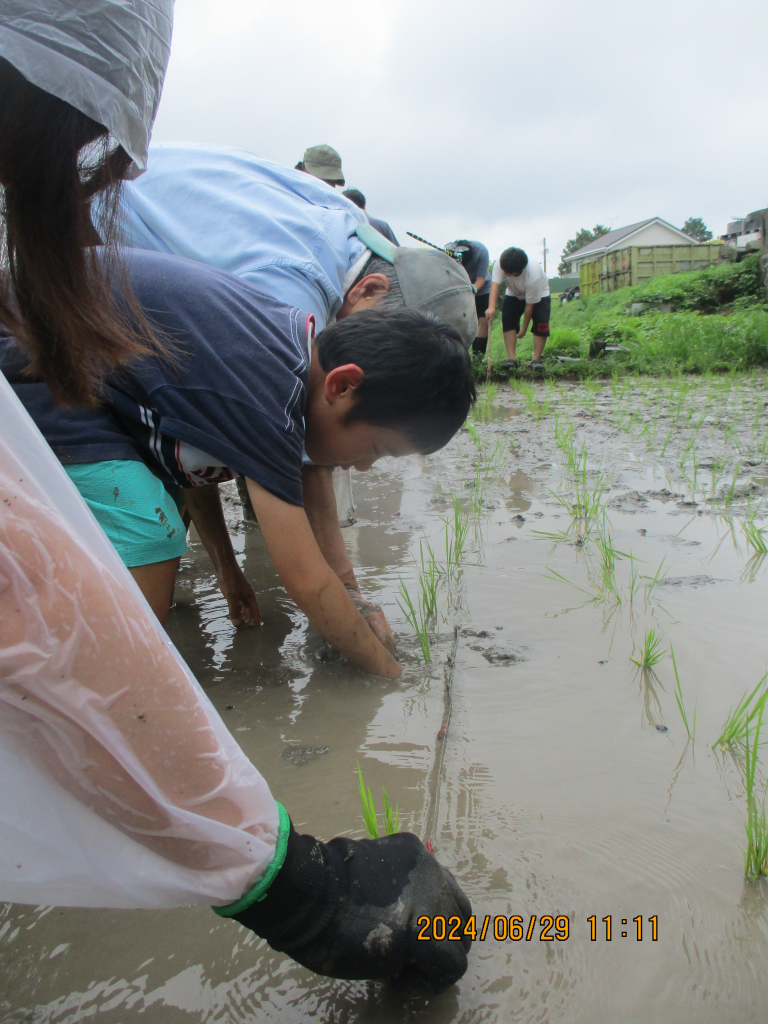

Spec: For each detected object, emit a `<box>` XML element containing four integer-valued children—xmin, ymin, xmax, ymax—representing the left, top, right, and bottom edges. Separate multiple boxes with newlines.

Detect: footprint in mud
<box><xmin>661</xmin><ymin>575</ymin><xmax>722</xmax><ymax>587</ymax></box>
<box><xmin>281</xmin><ymin>744</ymin><xmax>329</xmax><ymax>767</ymax></box>
<box><xmin>462</xmin><ymin>630</ymin><xmax>528</xmax><ymax>665</ymax></box>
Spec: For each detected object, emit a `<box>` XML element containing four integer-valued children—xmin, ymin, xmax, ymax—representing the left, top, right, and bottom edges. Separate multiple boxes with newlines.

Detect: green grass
<box><xmin>630</xmin><ymin>628</ymin><xmax>666</xmax><ymax>669</ymax></box>
<box><xmin>357</xmin><ymin>762</ymin><xmax>399</xmax><ymax>839</ymax></box>
<box><xmin>713</xmin><ymin>674</ymin><xmax>768</xmax><ymax>750</ymax></box>
<box><xmin>474</xmin><ymin>255</ymin><xmax>768</xmax><ymax>381</ymax></box>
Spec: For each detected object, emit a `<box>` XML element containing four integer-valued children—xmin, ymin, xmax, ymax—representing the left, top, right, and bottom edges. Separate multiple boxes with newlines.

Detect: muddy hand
<box><xmin>217</xmin><ymin>563</ymin><xmax>261</xmax><ymax>626</ymax></box>
<box><xmin>226</xmin><ymin>820</ymin><xmax>472</xmax><ymax>992</ymax></box>
<box><xmin>346</xmin><ymin>587</ymin><xmax>396</xmax><ymax>656</ymax></box>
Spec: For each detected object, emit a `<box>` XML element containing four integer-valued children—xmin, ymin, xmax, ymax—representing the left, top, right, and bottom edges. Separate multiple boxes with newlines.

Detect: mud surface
<box><xmin>3</xmin><ymin>376</ymin><xmax>768</xmax><ymax>1023</ymax></box>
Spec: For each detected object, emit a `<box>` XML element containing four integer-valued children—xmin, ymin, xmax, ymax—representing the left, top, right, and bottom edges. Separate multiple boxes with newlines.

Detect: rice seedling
<box><xmin>742</xmin><ymin>516</ymin><xmax>767</xmax><ymax>556</ymax></box>
<box><xmin>593</xmin><ymin>526</ymin><xmax>626</xmax><ymax>604</ymax></box>
<box><xmin>659</xmin><ymin>426</ymin><xmax>676</xmax><ymax>458</ymax></box>
<box><xmin>397</xmin><ymin>579</ymin><xmax>432</xmax><ymax>663</ymax></box>
<box><xmin>670</xmin><ymin>645</ymin><xmax>696</xmax><ymax>740</ymax></box>
<box><xmin>627</xmin><ymin>554</ymin><xmax>641</xmax><ymax>607</ymax></box>
<box><xmin>630</xmin><ymin>628</ymin><xmax>666</xmax><ymax>669</ymax></box>
<box><xmin>712</xmin><ymin>674</ymin><xmax>768</xmax><ymax>751</ymax></box>
<box><xmin>357</xmin><ymin>762</ymin><xmax>399</xmax><ymax>839</ymax></box>
<box><xmin>443</xmin><ymin>493</ymin><xmax>469</xmax><ymax>575</ymax></box>
<box><xmin>743</xmin><ymin>706</ymin><xmax>768</xmax><ymax>880</ymax></box>
<box><xmin>641</xmin><ymin>557</ymin><xmax>668</xmax><ymax>602</ymax></box>
<box><xmin>541</xmin><ymin>566</ymin><xmax>599</xmax><ymax>601</ymax></box>
<box><xmin>722</xmin><ymin>461</ymin><xmax>744</xmax><ymax>507</ymax></box>
<box><xmin>472</xmin><ymin>383</ymin><xmax>498</xmax><ymax>423</ymax></box>
<box><xmin>550</xmin><ymin>445</ymin><xmax>612</xmax><ymax>530</ymax></box>
<box><xmin>417</xmin><ymin>538</ymin><xmax>441</xmax><ymax>620</ymax></box>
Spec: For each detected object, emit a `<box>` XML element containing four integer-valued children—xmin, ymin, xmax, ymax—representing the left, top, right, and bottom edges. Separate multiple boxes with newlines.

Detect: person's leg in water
<box><xmin>501</xmin><ymin>295</ymin><xmax>525</xmax><ymax>367</ymax></box>
<box><xmin>529</xmin><ymin>296</ymin><xmax>551</xmax><ymax>368</ymax></box>
<box><xmin>63</xmin><ymin>460</ymin><xmax>188</xmax><ymax>624</ymax></box>
<box><xmin>471</xmin><ymin>292</ymin><xmax>490</xmax><ymax>356</ymax></box>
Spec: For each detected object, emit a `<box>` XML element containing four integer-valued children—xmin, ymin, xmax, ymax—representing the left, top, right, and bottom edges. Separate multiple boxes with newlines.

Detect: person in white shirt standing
<box><xmin>486</xmin><ymin>247</ymin><xmax>551</xmax><ymax>370</ymax></box>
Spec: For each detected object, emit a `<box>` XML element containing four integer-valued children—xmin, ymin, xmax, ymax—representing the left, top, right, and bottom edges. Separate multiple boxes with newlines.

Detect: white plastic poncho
<box><xmin>0</xmin><ymin>374</ymin><xmax>281</xmax><ymax>909</ymax></box>
<box><xmin>0</xmin><ymin>0</ymin><xmax>173</xmax><ymax>172</ymax></box>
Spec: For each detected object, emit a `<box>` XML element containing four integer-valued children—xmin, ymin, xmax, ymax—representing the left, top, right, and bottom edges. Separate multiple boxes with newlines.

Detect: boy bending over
<box><xmin>1</xmin><ymin>249</ymin><xmax>475</xmax><ymax>679</ymax></box>
<box><xmin>486</xmin><ymin>247</ymin><xmax>550</xmax><ymax>370</ymax></box>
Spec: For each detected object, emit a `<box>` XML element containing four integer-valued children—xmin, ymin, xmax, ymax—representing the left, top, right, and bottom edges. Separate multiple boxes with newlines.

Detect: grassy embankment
<box><xmin>476</xmin><ymin>253</ymin><xmax>768</xmax><ymax>379</ymax></box>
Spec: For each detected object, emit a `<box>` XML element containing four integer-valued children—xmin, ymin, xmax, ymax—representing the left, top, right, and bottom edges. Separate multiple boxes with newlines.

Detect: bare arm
<box><xmin>486</xmin><ymin>282</ymin><xmax>500</xmax><ymax>321</ymax></box>
<box><xmin>473</xmin><ymin>276</ymin><xmax>485</xmax><ymax>292</ymax></box>
<box><xmin>247</xmin><ymin>477</ymin><xmax>401</xmax><ymax>678</ymax></box>
<box><xmin>302</xmin><ymin>466</ymin><xmax>396</xmax><ymax>655</ymax></box>
<box><xmin>301</xmin><ymin>465</ymin><xmax>357</xmax><ymax>588</ymax></box>
<box><xmin>182</xmin><ymin>483</ymin><xmax>260</xmax><ymax>626</ymax></box>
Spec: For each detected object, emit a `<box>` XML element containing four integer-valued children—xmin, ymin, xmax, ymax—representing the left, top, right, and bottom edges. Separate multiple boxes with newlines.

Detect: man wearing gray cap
<box><xmin>295</xmin><ymin>143</ymin><xmax>345</xmax><ymax>187</ymax></box>
<box><xmin>116</xmin><ymin>143</ymin><xmax>476</xmax><ymax>651</ymax></box>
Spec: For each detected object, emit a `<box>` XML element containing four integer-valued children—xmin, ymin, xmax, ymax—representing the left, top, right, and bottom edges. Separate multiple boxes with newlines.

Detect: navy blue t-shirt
<box><xmin>0</xmin><ymin>249</ymin><xmax>313</xmax><ymax>506</ymax></box>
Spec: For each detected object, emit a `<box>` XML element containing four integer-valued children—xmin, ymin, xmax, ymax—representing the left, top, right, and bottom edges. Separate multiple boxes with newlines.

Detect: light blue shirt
<box><xmin>117</xmin><ymin>143</ymin><xmax>369</xmax><ymax>330</ymax></box>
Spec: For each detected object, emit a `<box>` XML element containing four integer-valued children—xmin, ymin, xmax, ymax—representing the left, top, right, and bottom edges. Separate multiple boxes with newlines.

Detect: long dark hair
<box><xmin>0</xmin><ymin>58</ymin><xmax>158</xmax><ymax>407</ymax></box>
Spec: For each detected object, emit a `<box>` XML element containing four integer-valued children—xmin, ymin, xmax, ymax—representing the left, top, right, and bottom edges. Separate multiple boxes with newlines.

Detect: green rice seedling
<box><xmin>743</xmin><ymin>706</ymin><xmax>768</xmax><ymax>879</ymax></box>
<box><xmin>466</xmin><ymin>420</ymin><xmax>482</xmax><ymax>450</ymax></box>
<box><xmin>397</xmin><ymin>578</ymin><xmax>431</xmax><ymax>663</ymax></box>
<box><xmin>593</xmin><ymin>527</ymin><xmax>626</xmax><ymax>604</ymax></box>
<box><xmin>630</xmin><ymin>628</ymin><xmax>665</xmax><ymax>669</ymax></box>
<box><xmin>550</xmin><ymin>444</ymin><xmax>612</xmax><ymax>530</ymax></box>
<box><xmin>443</xmin><ymin>493</ymin><xmax>470</xmax><ymax>574</ymax></box>
<box><xmin>627</xmin><ymin>554</ymin><xmax>641</xmax><ymax>607</ymax></box>
<box><xmin>712</xmin><ymin>674</ymin><xmax>768</xmax><ymax>750</ymax></box>
<box><xmin>382</xmin><ymin>787</ymin><xmax>400</xmax><ymax>835</ymax></box>
<box><xmin>541</xmin><ymin>567</ymin><xmax>598</xmax><ymax>601</ymax></box>
<box><xmin>743</xmin><ymin>516</ymin><xmax>768</xmax><ymax>556</ymax></box>
<box><xmin>417</xmin><ymin>538</ymin><xmax>441</xmax><ymax>619</ymax></box>
<box><xmin>472</xmin><ymin>383</ymin><xmax>497</xmax><ymax>423</ymax></box>
<box><xmin>659</xmin><ymin>426</ymin><xmax>676</xmax><ymax>458</ymax></box>
<box><xmin>708</xmin><ymin>456</ymin><xmax>727</xmax><ymax>501</ymax></box>
<box><xmin>670</xmin><ymin>645</ymin><xmax>696</xmax><ymax>740</ymax></box>
<box><xmin>357</xmin><ymin>762</ymin><xmax>399</xmax><ymax>839</ymax></box>
<box><xmin>723</xmin><ymin>461</ymin><xmax>744</xmax><ymax>507</ymax></box>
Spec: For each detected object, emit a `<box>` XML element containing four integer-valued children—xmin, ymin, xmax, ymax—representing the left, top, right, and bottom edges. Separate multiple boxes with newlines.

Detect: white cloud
<box><xmin>152</xmin><ymin>0</ymin><xmax>768</xmax><ymax>270</ymax></box>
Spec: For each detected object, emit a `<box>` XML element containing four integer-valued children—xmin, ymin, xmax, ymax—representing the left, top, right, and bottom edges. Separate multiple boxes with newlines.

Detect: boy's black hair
<box><xmin>499</xmin><ymin>247</ymin><xmax>528</xmax><ymax>274</ymax></box>
<box><xmin>316</xmin><ymin>308</ymin><xmax>476</xmax><ymax>454</ymax></box>
<box><xmin>342</xmin><ymin>188</ymin><xmax>366</xmax><ymax>210</ymax></box>
<box><xmin>452</xmin><ymin>239</ymin><xmax>474</xmax><ymax>269</ymax></box>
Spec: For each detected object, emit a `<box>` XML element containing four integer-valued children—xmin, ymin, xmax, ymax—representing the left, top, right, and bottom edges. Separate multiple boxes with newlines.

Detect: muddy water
<box><xmin>3</xmin><ymin>378</ymin><xmax>768</xmax><ymax>1023</ymax></box>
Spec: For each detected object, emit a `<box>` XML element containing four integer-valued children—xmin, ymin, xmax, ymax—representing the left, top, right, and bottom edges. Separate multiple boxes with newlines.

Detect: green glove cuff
<box><xmin>212</xmin><ymin>802</ymin><xmax>290</xmax><ymax>918</ymax></box>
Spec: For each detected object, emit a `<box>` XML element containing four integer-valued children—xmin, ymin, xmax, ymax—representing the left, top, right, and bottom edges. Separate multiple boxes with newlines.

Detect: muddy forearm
<box><xmin>302</xmin><ymin>465</ymin><xmax>358</xmax><ymax>590</ymax></box>
<box><xmin>247</xmin><ymin>478</ymin><xmax>400</xmax><ymax>678</ymax></box>
<box><xmin>182</xmin><ymin>483</ymin><xmax>237</xmax><ymax>573</ymax></box>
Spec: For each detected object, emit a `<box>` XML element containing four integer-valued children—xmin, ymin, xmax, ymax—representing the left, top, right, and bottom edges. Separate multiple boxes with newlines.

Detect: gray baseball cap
<box><xmin>303</xmin><ymin>144</ymin><xmax>345</xmax><ymax>185</ymax></box>
<box><xmin>355</xmin><ymin>222</ymin><xmax>478</xmax><ymax>348</ymax></box>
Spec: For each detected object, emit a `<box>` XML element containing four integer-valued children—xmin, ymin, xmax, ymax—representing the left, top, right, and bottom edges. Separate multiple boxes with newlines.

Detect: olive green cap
<box><xmin>303</xmin><ymin>144</ymin><xmax>345</xmax><ymax>185</ymax></box>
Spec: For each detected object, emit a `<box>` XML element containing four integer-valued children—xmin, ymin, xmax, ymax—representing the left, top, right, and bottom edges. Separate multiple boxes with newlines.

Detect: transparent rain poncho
<box><xmin>0</xmin><ymin>0</ymin><xmax>174</xmax><ymax>172</ymax></box>
<box><xmin>0</xmin><ymin>375</ymin><xmax>280</xmax><ymax>909</ymax></box>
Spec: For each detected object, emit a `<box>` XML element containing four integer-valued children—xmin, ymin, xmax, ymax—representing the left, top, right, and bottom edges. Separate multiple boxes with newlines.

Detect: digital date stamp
<box><xmin>416</xmin><ymin>914</ymin><xmax>659</xmax><ymax>942</ymax></box>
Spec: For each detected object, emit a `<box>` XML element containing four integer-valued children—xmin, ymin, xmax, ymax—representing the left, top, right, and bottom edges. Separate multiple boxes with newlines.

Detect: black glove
<box><xmin>231</xmin><ymin>820</ymin><xmax>472</xmax><ymax>992</ymax></box>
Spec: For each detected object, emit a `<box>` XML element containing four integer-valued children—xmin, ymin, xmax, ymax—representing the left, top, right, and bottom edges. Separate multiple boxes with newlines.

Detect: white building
<box><xmin>565</xmin><ymin>218</ymin><xmax>698</xmax><ymax>274</ymax></box>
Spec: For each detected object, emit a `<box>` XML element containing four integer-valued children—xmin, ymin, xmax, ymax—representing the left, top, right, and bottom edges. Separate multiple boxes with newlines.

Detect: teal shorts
<box><xmin>64</xmin><ymin>460</ymin><xmax>188</xmax><ymax>568</ymax></box>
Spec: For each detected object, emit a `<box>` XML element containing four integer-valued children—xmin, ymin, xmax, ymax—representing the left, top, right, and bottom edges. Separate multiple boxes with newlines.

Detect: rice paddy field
<box><xmin>3</xmin><ymin>372</ymin><xmax>768</xmax><ymax>1023</ymax></box>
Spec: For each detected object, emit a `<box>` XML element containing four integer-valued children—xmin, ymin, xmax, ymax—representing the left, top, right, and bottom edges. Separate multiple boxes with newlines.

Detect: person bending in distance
<box><xmin>486</xmin><ymin>247</ymin><xmax>550</xmax><ymax>370</ymax></box>
<box><xmin>1</xmin><ymin>248</ymin><xmax>476</xmax><ymax>680</ymax></box>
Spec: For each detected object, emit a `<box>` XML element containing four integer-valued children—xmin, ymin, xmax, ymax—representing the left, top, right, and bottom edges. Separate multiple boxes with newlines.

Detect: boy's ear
<box><xmin>345</xmin><ymin>272</ymin><xmax>391</xmax><ymax>305</ymax></box>
<box><xmin>324</xmin><ymin>363</ymin><xmax>365</xmax><ymax>403</ymax></box>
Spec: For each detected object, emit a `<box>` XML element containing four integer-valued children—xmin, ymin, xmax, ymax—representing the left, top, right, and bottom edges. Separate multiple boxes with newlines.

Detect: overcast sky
<box><xmin>151</xmin><ymin>0</ymin><xmax>768</xmax><ymax>274</ymax></box>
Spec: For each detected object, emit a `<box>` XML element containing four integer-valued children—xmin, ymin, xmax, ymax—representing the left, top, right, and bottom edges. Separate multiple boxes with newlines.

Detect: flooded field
<box><xmin>3</xmin><ymin>374</ymin><xmax>768</xmax><ymax>1023</ymax></box>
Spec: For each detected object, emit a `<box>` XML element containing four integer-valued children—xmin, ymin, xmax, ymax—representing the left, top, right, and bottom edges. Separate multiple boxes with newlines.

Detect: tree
<box><xmin>682</xmin><ymin>217</ymin><xmax>713</xmax><ymax>243</ymax></box>
<box><xmin>558</xmin><ymin>224</ymin><xmax>610</xmax><ymax>276</ymax></box>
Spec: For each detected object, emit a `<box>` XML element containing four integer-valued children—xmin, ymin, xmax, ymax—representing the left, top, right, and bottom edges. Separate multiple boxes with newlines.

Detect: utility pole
<box><xmin>542</xmin><ymin>237</ymin><xmax>549</xmax><ymax>274</ymax></box>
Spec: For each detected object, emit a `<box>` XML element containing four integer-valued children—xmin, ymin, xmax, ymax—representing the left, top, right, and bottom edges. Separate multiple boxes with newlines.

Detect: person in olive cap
<box><xmin>295</xmin><ymin>143</ymin><xmax>345</xmax><ymax>187</ymax></box>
